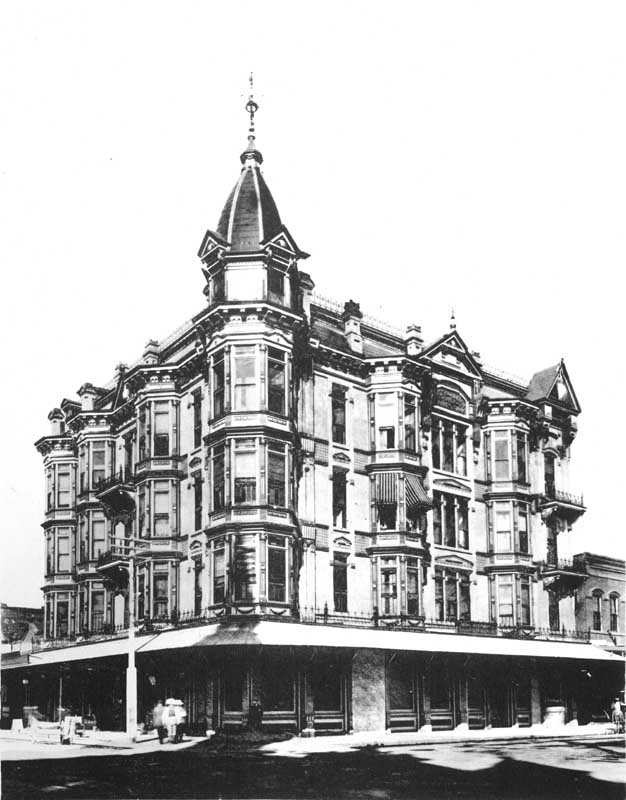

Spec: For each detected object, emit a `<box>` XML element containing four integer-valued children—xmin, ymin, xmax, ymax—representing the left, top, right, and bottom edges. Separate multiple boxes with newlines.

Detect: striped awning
<box><xmin>405</xmin><ymin>474</ymin><xmax>432</xmax><ymax>509</ymax></box>
<box><xmin>374</xmin><ymin>473</ymin><xmax>397</xmax><ymax>504</ymax></box>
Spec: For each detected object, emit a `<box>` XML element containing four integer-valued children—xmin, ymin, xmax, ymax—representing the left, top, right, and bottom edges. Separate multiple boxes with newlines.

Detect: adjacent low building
<box><xmin>2</xmin><ymin>101</ymin><xmax>623</xmax><ymax>735</ymax></box>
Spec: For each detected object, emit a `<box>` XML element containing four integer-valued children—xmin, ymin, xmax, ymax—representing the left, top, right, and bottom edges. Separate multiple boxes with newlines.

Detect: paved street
<box><xmin>2</xmin><ymin>735</ymin><xmax>624</xmax><ymax>799</ymax></box>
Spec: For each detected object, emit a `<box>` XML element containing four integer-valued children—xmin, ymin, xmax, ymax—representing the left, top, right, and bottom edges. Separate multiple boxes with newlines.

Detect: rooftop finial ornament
<box><xmin>245</xmin><ymin>72</ymin><xmax>259</xmax><ymax>141</ymax></box>
<box><xmin>450</xmin><ymin>308</ymin><xmax>456</xmax><ymax>330</ymax></box>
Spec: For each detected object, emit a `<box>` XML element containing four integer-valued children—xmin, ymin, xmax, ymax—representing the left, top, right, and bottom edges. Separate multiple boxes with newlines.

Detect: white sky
<box><xmin>1</xmin><ymin>1</ymin><xmax>625</xmax><ymax>607</ymax></box>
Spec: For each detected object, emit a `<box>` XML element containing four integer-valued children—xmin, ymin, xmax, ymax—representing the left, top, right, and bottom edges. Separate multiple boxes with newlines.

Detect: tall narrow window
<box><xmin>153</xmin><ymin>573</ymin><xmax>169</xmax><ymax>618</ymax></box>
<box><xmin>91</xmin><ymin>442</ymin><xmax>106</xmax><ymax>488</ymax></box>
<box><xmin>376</xmin><ymin>393</ymin><xmax>396</xmax><ymax>450</ymax></box>
<box><xmin>192</xmin><ymin>390</ymin><xmax>202</xmax><ymax>449</ymax></box>
<box><xmin>268</xmin><ymin>443</ymin><xmax>286</xmax><ymax>506</ymax></box>
<box><xmin>193</xmin><ymin>474</ymin><xmax>203</xmax><ymax>531</ymax></box>
<box><xmin>137</xmin><ymin>573</ymin><xmax>145</xmax><ymax>620</ymax></box>
<box><xmin>444</xmin><ymin>496</ymin><xmax>456</xmax><ymax>547</ymax></box>
<box><xmin>91</xmin><ymin>590</ymin><xmax>105</xmax><ymax>632</ymax></box>
<box><xmin>154</xmin><ymin>402</ymin><xmax>170</xmax><ymax>456</ymax></box>
<box><xmin>457</xmin><ymin>498</ymin><xmax>469</xmax><ymax>549</ymax></box>
<box><xmin>153</xmin><ymin>481</ymin><xmax>170</xmax><ymax>536</ymax></box>
<box><xmin>433</xmin><ymin>492</ymin><xmax>442</xmax><ymax>545</ymax></box>
<box><xmin>495</xmin><ymin>503</ymin><xmax>512</xmax><ymax>553</ymax></box>
<box><xmin>610</xmin><ymin>595</ymin><xmax>619</xmax><ymax>632</ymax></box>
<box><xmin>56</xmin><ymin>595</ymin><xmax>69</xmax><ymax>638</ymax></box>
<box><xmin>213</xmin><ymin>445</ymin><xmax>225</xmax><ymax>510</ymax></box>
<box><xmin>212</xmin><ymin>269</ymin><xmax>225</xmax><ymax>303</ymax></box>
<box><xmin>47</xmin><ymin>468</ymin><xmax>54</xmax><ymax>510</ymax></box>
<box><xmin>233</xmin><ymin>534</ymin><xmax>256</xmax><ymax>601</ymax></box>
<box><xmin>435</xmin><ymin>568</ymin><xmax>470</xmax><ymax>622</ymax></box>
<box><xmin>520</xmin><ymin>576</ymin><xmax>531</xmax><ymax>626</ymax></box>
<box><xmin>57</xmin><ymin>467</ymin><xmax>71</xmax><ymax>507</ymax></box>
<box><xmin>57</xmin><ymin>529</ymin><xmax>70</xmax><ymax>572</ymax></box>
<box><xmin>333</xmin><ymin>552</ymin><xmax>348</xmax><ymax>612</ymax></box>
<box><xmin>212</xmin><ymin>353</ymin><xmax>225</xmax><ymax>417</ymax></box>
<box><xmin>404</xmin><ymin>395</ymin><xmax>416</xmax><ymax>453</ymax></box>
<box><xmin>194</xmin><ymin>559</ymin><xmax>203</xmax><ymax>616</ymax></box>
<box><xmin>213</xmin><ymin>541</ymin><xmax>225</xmax><ymax>603</ymax></box>
<box><xmin>549</xmin><ymin>592</ymin><xmax>560</xmax><ymax>631</ymax></box>
<box><xmin>544</xmin><ymin>453</ymin><xmax>555</xmax><ymax>497</ymax></box>
<box><xmin>518</xmin><ymin>506</ymin><xmax>529</xmax><ymax>553</ymax></box>
<box><xmin>234</xmin><ymin>346</ymin><xmax>257</xmax><ymax>411</ymax></box>
<box><xmin>268</xmin><ymin>267</ymin><xmax>284</xmax><ymax>304</ymax></box>
<box><xmin>456</xmin><ymin>425</ymin><xmax>467</xmax><ymax>476</ymax></box>
<box><xmin>407</xmin><ymin>558</ymin><xmax>420</xmax><ymax>616</ymax></box>
<box><xmin>516</xmin><ymin>432</ymin><xmax>527</xmax><ymax>483</ymax></box>
<box><xmin>268</xmin><ymin>348</ymin><xmax>286</xmax><ymax>414</ymax></box>
<box><xmin>432</xmin><ymin>420</ymin><xmax>441</xmax><ymax>470</ymax></box>
<box><xmin>546</xmin><ymin>524</ymin><xmax>558</xmax><ymax>564</ymax></box>
<box><xmin>380</xmin><ymin>558</ymin><xmax>397</xmax><ymax>615</ymax></box>
<box><xmin>138</xmin><ymin>408</ymin><xmax>147</xmax><ymax>461</ymax></box>
<box><xmin>459</xmin><ymin>575</ymin><xmax>471</xmax><ymax>621</ymax></box>
<box><xmin>234</xmin><ymin>440</ymin><xmax>256</xmax><ymax>504</ymax></box>
<box><xmin>331</xmin><ymin>384</ymin><xmax>347</xmax><ymax>444</ymax></box>
<box><xmin>138</xmin><ymin>488</ymin><xmax>146</xmax><ymax>537</ymax></box>
<box><xmin>79</xmin><ymin>514</ymin><xmax>88</xmax><ymax>561</ymax></box>
<box><xmin>497</xmin><ymin>575</ymin><xmax>514</xmax><ymax>626</ymax></box>
<box><xmin>592</xmin><ymin>591</ymin><xmax>602</xmax><ymax>631</ymax></box>
<box><xmin>332</xmin><ymin>469</ymin><xmax>347</xmax><ymax>528</ymax></box>
<box><xmin>442</xmin><ymin>421</ymin><xmax>454</xmax><ymax>472</ymax></box>
<box><xmin>268</xmin><ymin>536</ymin><xmax>288</xmax><ymax>602</ymax></box>
<box><xmin>494</xmin><ymin>431</ymin><xmax>510</xmax><ymax>480</ymax></box>
<box><xmin>92</xmin><ymin>514</ymin><xmax>106</xmax><ymax>559</ymax></box>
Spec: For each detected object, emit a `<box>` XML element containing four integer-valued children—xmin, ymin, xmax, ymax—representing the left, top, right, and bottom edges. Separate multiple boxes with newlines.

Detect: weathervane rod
<box><xmin>245</xmin><ymin>72</ymin><xmax>258</xmax><ymax>138</ymax></box>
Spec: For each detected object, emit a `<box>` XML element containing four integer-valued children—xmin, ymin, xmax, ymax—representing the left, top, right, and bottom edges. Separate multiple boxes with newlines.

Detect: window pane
<box><xmin>268</xmin><ymin>545</ymin><xmax>286</xmax><ymax>602</ymax></box>
<box><xmin>498</xmin><ymin>577</ymin><xmax>514</xmax><ymax>626</ymax></box>
<box><xmin>494</xmin><ymin>432</ymin><xmax>510</xmax><ymax>480</ymax></box>
<box><xmin>333</xmin><ymin>553</ymin><xmax>348</xmax><ymax>612</ymax></box>
<box><xmin>268</xmin><ymin>451</ymin><xmax>286</xmax><ymax>506</ymax></box>
<box><xmin>213</xmin><ymin>449</ymin><xmax>225</xmax><ymax>510</ymax></box>
<box><xmin>213</xmin><ymin>546</ymin><xmax>225</xmax><ymax>603</ymax></box>
<box><xmin>154</xmin><ymin>483</ymin><xmax>170</xmax><ymax>513</ymax></box>
<box><xmin>444</xmin><ymin>496</ymin><xmax>455</xmax><ymax>547</ymax></box>
<box><xmin>495</xmin><ymin>505</ymin><xmax>512</xmax><ymax>552</ymax></box>
<box><xmin>442</xmin><ymin>422</ymin><xmax>454</xmax><ymax>472</ymax></box>
<box><xmin>234</xmin><ymin>535</ymin><xmax>256</xmax><ymax>601</ymax></box>
<box><xmin>268</xmin><ymin>355</ymin><xmax>285</xmax><ymax>414</ymax></box>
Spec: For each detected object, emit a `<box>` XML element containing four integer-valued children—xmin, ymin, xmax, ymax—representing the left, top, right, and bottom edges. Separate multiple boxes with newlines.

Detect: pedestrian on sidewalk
<box><xmin>152</xmin><ymin>700</ymin><xmax>166</xmax><ymax>744</ymax></box>
<box><xmin>174</xmin><ymin>699</ymin><xmax>187</xmax><ymax>743</ymax></box>
<box><xmin>164</xmin><ymin>699</ymin><xmax>178</xmax><ymax>743</ymax></box>
<box><xmin>611</xmin><ymin>697</ymin><xmax>624</xmax><ymax>733</ymax></box>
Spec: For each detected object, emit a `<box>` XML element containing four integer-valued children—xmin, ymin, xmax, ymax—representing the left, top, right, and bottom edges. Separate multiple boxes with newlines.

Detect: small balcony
<box><xmin>539</xmin><ymin>557</ymin><xmax>588</xmax><ymax>595</ymax></box>
<box><xmin>367</xmin><ymin>530</ymin><xmax>429</xmax><ymax>556</ymax></box>
<box><xmin>538</xmin><ymin>485</ymin><xmax>586</xmax><ymax>524</ymax></box>
<box><xmin>95</xmin><ymin>469</ymin><xmax>136</xmax><ymax>520</ymax></box>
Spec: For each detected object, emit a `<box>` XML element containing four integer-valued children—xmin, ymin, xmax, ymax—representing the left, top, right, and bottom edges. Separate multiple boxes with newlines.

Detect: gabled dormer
<box><xmin>421</xmin><ymin>330</ymin><xmax>483</xmax><ymax>382</ymax></box>
<box><xmin>526</xmin><ymin>359</ymin><xmax>581</xmax><ymax>415</ymax></box>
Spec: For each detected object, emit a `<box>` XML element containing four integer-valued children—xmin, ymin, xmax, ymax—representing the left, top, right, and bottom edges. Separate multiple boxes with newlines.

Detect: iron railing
<box><xmin>541</xmin><ymin>486</ymin><xmax>585</xmax><ymax>507</ymax></box>
<box><xmin>540</xmin><ymin>558</ymin><xmax>587</xmax><ymax>575</ymax></box>
<box><xmin>95</xmin><ymin>468</ymin><xmax>135</xmax><ymax>493</ymax></box>
<box><xmin>34</xmin><ymin>604</ymin><xmax>592</xmax><ymax>653</ymax></box>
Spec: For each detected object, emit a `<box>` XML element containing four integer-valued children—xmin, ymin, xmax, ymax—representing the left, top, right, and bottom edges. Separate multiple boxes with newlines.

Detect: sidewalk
<box><xmin>1</xmin><ymin>721</ymin><xmax>621</xmax><ymax>761</ymax></box>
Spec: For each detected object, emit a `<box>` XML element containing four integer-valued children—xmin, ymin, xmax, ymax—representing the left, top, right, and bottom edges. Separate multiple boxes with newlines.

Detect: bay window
<box><xmin>91</xmin><ymin>512</ymin><xmax>106</xmax><ymax>559</ymax></box>
<box><xmin>516</xmin><ymin>432</ymin><xmax>528</xmax><ymax>483</ymax></box>
<box><xmin>407</xmin><ymin>558</ymin><xmax>420</xmax><ymax>615</ymax></box>
<box><xmin>56</xmin><ymin>594</ymin><xmax>69</xmax><ymax>638</ymax></box>
<box><xmin>233</xmin><ymin>534</ymin><xmax>256</xmax><ymax>601</ymax></box>
<box><xmin>331</xmin><ymin>384</ymin><xmax>347</xmax><ymax>444</ymax></box>
<box><xmin>268</xmin><ymin>442</ymin><xmax>286</xmax><ymax>506</ymax></box>
<box><xmin>234</xmin><ymin>439</ymin><xmax>256</xmax><ymax>504</ymax></box>
<box><xmin>433</xmin><ymin>492</ymin><xmax>469</xmax><ymax>549</ymax></box>
<box><xmin>380</xmin><ymin>558</ymin><xmax>398</xmax><ymax>614</ymax></box>
<box><xmin>268</xmin><ymin>348</ymin><xmax>286</xmax><ymax>414</ymax></box>
<box><xmin>57</xmin><ymin>466</ymin><xmax>71</xmax><ymax>507</ymax></box>
<box><xmin>56</xmin><ymin>528</ymin><xmax>71</xmax><ymax>572</ymax></box>
<box><xmin>153</xmin><ymin>401</ymin><xmax>170</xmax><ymax>456</ymax></box>
<box><xmin>518</xmin><ymin>505</ymin><xmax>529</xmax><ymax>553</ymax></box>
<box><xmin>377</xmin><ymin>392</ymin><xmax>396</xmax><ymax>449</ymax></box>
<box><xmin>153</xmin><ymin>480</ymin><xmax>171</xmax><ymax>536</ymax></box>
<box><xmin>153</xmin><ymin>572</ymin><xmax>169</xmax><ymax>618</ymax></box>
<box><xmin>268</xmin><ymin>535</ymin><xmax>288</xmax><ymax>602</ymax></box>
<box><xmin>91</xmin><ymin>442</ymin><xmax>106</xmax><ymax>488</ymax></box>
<box><xmin>493</xmin><ymin>573</ymin><xmax>533</xmax><ymax>627</ymax></box>
<box><xmin>234</xmin><ymin>346</ymin><xmax>257</xmax><ymax>411</ymax></box>
<box><xmin>434</xmin><ymin>567</ymin><xmax>471</xmax><ymax>622</ymax></box>
<box><xmin>494</xmin><ymin>430</ymin><xmax>510</xmax><ymax>480</ymax></box>
<box><xmin>494</xmin><ymin>503</ymin><xmax>512</xmax><ymax>553</ymax></box>
<box><xmin>431</xmin><ymin>419</ymin><xmax>467</xmax><ymax>475</ymax></box>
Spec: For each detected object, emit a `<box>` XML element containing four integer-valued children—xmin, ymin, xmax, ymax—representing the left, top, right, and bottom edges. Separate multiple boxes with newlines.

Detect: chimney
<box><xmin>405</xmin><ymin>324</ymin><xmax>424</xmax><ymax>356</ymax></box>
<box><xmin>77</xmin><ymin>383</ymin><xmax>98</xmax><ymax>411</ymax></box>
<box><xmin>143</xmin><ymin>340</ymin><xmax>160</xmax><ymax>364</ymax></box>
<box><xmin>343</xmin><ymin>300</ymin><xmax>363</xmax><ymax>355</ymax></box>
<box><xmin>48</xmin><ymin>408</ymin><xmax>65</xmax><ymax>435</ymax></box>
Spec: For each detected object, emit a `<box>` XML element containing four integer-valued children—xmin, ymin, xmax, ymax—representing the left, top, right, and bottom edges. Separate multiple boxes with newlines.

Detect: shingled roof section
<box><xmin>216</xmin><ymin>146</ymin><xmax>282</xmax><ymax>252</ymax></box>
<box><xmin>525</xmin><ymin>364</ymin><xmax>560</xmax><ymax>402</ymax></box>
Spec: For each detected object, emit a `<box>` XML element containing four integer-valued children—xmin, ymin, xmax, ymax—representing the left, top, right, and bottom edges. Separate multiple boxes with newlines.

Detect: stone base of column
<box><xmin>300</xmin><ymin>727</ymin><xmax>316</xmax><ymax>738</ymax></box>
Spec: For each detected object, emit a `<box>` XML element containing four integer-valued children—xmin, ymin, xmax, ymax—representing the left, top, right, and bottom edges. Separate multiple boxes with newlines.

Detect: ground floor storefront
<box><xmin>2</xmin><ymin>621</ymin><xmax>623</xmax><ymax>736</ymax></box>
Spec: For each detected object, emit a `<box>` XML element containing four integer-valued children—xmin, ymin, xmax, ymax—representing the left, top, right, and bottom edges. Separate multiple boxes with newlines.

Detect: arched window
<box><xmin>592</xmin><ymin>590</ymin><xmax>603</xmax><ymax>631</ymax></box>
<box><xmin>609</xmin><ymin>594</ymin><xmax>620</xmax><ymax>632</ymax></box>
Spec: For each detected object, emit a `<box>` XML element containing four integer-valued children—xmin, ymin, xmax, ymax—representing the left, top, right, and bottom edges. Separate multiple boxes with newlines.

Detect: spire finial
<box><xmin>245</xmin><ymin>72</ymin><xmax>259</xmax><ymax>141</ymax></box>
<box><xmin>450</xmin><ymin>308</ymin><xmax>456</xmax><ymax>330</ymax></box>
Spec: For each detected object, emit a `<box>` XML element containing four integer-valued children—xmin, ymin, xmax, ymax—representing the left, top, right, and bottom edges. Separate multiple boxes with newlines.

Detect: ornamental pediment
<box><xmin>432</xmin><ymin>477</ymin><xmax>472</xmax><ymax>494</ymax></box>
<box><xmin>435</xmin><ymin>554</ymin><xmax>474</xmax><ymax>570</ymax></box>
<box><xmin>422</xmin><ymin>331</ymin><xmax>483</xmax><ymax>380</ymax></box>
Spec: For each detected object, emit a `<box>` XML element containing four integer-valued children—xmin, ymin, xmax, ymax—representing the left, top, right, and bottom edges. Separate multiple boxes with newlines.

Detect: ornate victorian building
<box><xmin>4</xmin><ymin>100</ymin><xmax>623</xmax><ymax>735</ymax></box>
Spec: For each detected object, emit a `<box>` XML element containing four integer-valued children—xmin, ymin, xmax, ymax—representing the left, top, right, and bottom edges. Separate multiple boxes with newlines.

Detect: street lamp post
<box><xmin>126</xmin><ymin>541</ymin><xmax>137</xmax><ymax>743</ymax></box>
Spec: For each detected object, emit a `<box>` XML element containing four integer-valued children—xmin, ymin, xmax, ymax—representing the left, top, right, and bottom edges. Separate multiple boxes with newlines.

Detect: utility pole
<box><xmin>126</xmin><ymin>539</ymin><xmax>137</xmax><ymax>742</ymax></box>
